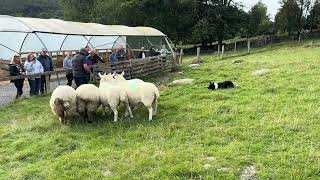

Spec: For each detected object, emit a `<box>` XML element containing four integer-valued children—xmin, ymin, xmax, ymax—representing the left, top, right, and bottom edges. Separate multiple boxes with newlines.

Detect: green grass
<box><xmin>2</xmin><ymin>40</ymin><xmax>320</xmax><ymax>179</ymax></box>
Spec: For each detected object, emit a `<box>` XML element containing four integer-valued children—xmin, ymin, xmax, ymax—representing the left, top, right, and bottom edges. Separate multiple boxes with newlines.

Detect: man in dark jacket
<box><xmin>37</xmin><ymin>48</ymin><xmax>54</xmax><ymax>94</ymax></box>
<box><xmin>73</xmin><ymin>48</ymin><xmax>91</xmax><ymax>87</ymax></box>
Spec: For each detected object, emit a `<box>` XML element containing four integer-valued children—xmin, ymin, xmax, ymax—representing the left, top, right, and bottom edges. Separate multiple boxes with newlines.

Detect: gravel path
<box><xmin>0</xmin><ymin>78</ymin><xmax>68</xmax><ymax>107</ymax></box>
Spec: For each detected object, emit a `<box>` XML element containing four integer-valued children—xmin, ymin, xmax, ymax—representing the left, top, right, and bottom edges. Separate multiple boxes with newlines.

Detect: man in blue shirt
<box><xmin>109</xmin><ymin>49</ymin><xmax>118</xmax><ymax>62</ymax></box>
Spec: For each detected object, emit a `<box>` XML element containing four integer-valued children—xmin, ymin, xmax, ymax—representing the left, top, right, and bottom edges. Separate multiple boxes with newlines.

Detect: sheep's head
<box><xmin>113</xmin><ymin>71</ymin><xmax>126</xmax><ymax>82</ymax></box>
<box><xmin>99</xmin><ymin>73</ymin><xmax>114</xmax><ymax>83</ymax></box>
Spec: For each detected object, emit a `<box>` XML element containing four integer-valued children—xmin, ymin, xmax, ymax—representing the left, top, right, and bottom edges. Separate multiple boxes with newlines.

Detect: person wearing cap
<box><xmin>63</xmin><ymin>51</ymin><xmax>74</xmax><ymax>86</ymax></box>
<box><xmin>37</xmin><ymin>48</ymin><xmax>54</xmax><ymax>94</ymax></box>
<box><xmin>109</xmin><ymin>49</ymin><xmax>118</xmax><ymax>62</ymax></box>
<box><xmin>72</xmin><ymin>48</ymin><xmax>91</xmax><ymax>87</ymax></box>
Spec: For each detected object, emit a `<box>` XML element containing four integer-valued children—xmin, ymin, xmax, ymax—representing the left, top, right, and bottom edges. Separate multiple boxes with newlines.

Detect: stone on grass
<box><xmin>177</xmin><ymin>71</ymin><xmax>184</xmax><ymax>74</ymax></box>
<box><xmin>232</xmin><ymin>59</ymin><xmax>244</xmax><ymax>64</ymax></box>
<box><xmin>206</xmin><ymin>156</ymin><xmax>216</xmax><ymax>161</ymax></box>
<box><xmin>240</xmin><ymin>166</ymin><xmax>257</xmax><ymax>180</ymax></box>
<box><xmin>171</xmin><ymin>79</ymin><xmax>194</xmax><ymax>85</ymax></box>
<box><xmin>217</xmin><ymin>167</ymin><xmax>232</xmax><ymax>172</ymax></box>
<box><xmin>203</xmin><ymin>164</ymin><xmax>212</xmax><ymax>170</ymax></box>
<box><xmin>254</xmin><ymin>69</ymin><xmax>271</xmax><ymax>76</ymax></box>
<box><xmin>102</xmin><ymin>169</ymin><xmax>113</xmax><ymax>176</ymax></box>
<box><xmin>189</xmin><ymin>64</ymin><xmax>200</xmax><ymax>68</ymax></box>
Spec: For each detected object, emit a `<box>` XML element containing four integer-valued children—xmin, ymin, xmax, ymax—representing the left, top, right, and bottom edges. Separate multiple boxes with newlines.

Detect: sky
<box><xmin>234</xmin><ymin>0</ymin><xmax>281</xmax><ymax>20</ymax></box>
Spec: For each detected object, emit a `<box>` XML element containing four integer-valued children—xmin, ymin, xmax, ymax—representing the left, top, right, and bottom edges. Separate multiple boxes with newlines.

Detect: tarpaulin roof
<box><xmin>0</xmin><ymin>15</ymin><xmax>166</xmax><ymax>36</ymax></box>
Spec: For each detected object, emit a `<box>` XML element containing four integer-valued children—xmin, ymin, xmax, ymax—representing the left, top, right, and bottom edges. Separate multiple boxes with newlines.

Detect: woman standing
<box><xmin>24</xmin><ymin>53</ymin><xmax>44</xmax><ymax>96</ymax></box>
<box><xmin>9</xmin><ymin>54</ymin><xmax>25</xmax><ymax>99</ymax></box>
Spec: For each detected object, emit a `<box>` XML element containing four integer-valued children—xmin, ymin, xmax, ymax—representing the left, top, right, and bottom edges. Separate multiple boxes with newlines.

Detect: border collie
<box><xmin>208</xmin><ymin>81</ymin><xmax>235</xmax><ymax>90</ymax></box>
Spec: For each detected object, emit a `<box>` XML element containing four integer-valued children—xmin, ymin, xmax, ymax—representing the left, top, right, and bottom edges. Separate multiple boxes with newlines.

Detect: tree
<box><xmin>247</xmin><ymin>1</ymin><xmax>273</xmax><ymax>37</ymax></box>
<box><xmin>59</xmin><ymin>0</ymin><xmax>95</xmax><ymax>22</ymax></box>
<box><xmin>306</xmin><ymin>0</ymin><xmax>320</xmax><ymax>31</ymax></box>
<box><xmin>193</xmin><ymin>0</ymin><xmax>246</xmax><ymax>45</ymax></box>
<box><xmin>275</xmin><ymin>0</ymin><xmax>313</xmax><ymax>39</ymax></box>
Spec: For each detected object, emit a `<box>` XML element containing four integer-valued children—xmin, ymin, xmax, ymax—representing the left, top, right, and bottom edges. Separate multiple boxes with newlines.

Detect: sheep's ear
<box><xmin>112</xmin><ymin>72</ymin><xmax>116</xmax><ymax>76</ymax></box>
<box><xmin>121</xmin><ymin>71</ymin><xmax>125</xmax><ymax>76</ymax></box>
<box><xmin>98</xmin><ymin>73</ymin><xmax>102</xmax><ymax>78</ymax></box>
<box><xmin>104</xmin><ymin>72</ymin><xmax>107</xmax><ymax>75</ymax></box>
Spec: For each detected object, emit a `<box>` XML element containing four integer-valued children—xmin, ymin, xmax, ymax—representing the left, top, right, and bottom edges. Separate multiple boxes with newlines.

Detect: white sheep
<box><xmin>49</xmin><ymin>85</ymin><xmax>77</xmax><ymax>124</ymax></box>
<box><xmin>99</xmin><ymin>73</ymin><xmax>133</xmax><ymax>122</ymax></box>
<box><xmin>75</xmin><ymin>84</ymin><xmax>100</xmax><ymax>122</ymax></box>
<box><xmin>112</xmin><ymin>72</ymin><xmax>160</xmax><ymax>121</ymax></box>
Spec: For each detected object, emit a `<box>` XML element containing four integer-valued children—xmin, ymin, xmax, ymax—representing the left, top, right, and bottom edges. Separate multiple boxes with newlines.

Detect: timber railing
<box><xmin>0</xmin><ymin>55</ymin><xmax>174</xmax><ymax>92</ymax></box>
<box><xmin>92</xmin><ymin>55</ymin><xmax>173</xmax><ymax>80</ymax></box>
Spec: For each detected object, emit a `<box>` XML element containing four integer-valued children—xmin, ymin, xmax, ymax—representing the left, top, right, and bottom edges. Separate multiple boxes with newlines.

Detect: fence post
<box><xmin>179</xmin><ymin>49</ymin><xmax>183</xmax><ymax>64</ymax></box>
<box><xmin>197</xmin><ymin>47</ymin><xmax>200</xmax><ymax>63</ymax></box>
<box><xmin>257</xmin><ymin>37</ymin><xmax>260</xmax><ymax>47</ymax></box>
<box><xmin>234</xmin><ymin>41</ymin><xmax>237</xmax><ymax>52</ymax></box>
<box><xmin>221</xmin><ymin>45</ymin><xmax>225</xmax><ymax>59</ymax></box>
<box><xmin>247</xmin><ymin>40</ymin><xmax>251</xmax><ymax>53</ymax></box>
<box><xmin>218</xmin><ymin>45</ymin><xmax>220</xmax><ymax>56</ymax></box>
<box><xmin>45</xmin><ymin>74</ymin><xmax>50</xmax><ymax>93</ymax></box>
<box><xmin>265</xmin><ymin>37</ymin><xmax>267</xmax><ymax>46</ymax></box>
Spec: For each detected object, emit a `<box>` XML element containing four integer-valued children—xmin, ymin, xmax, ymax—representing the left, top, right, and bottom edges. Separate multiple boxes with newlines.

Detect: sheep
<box><xmin>75</xmin><ymin>84</ymin><xmax>100</xmax><ymax>123</ymax></box>
<box><xmin>112</xmin><ymin>72</ymin><xmax>160</xmax><ymax>121</ymax></box>
<box><xmin>49</xmin><ymin>85</ymin><xmax>77</xmax><ymax>124</ymax></box>
<box><xmin>99</xmin><ymin>73</ymin><xmax>133</xmax><ymax>122</ymax></box>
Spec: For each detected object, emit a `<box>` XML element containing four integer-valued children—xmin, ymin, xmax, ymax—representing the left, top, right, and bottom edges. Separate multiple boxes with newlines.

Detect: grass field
<box><xmin>1</xmin><ymin>40</ymin><xmax>320</xmax><ymax>179</ymax></box>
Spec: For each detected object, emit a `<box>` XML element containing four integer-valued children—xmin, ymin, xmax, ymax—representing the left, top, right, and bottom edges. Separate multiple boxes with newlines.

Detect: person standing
<box><xmin>85</xmin><ymin>50</ymin><xmax>104</xmax><ymax>68</ymax></box>
<box><xmin>9</xmin><ymin>54</ymin><xmax>25</xmax><ymax>99</ymax></box>
<box><xmin>37</xmin><ymin>48</ymin><xmax>54</xmax><ymax>94</ymax></box>
<box><xmin>72</xmin><ymin>48</ymin><xmax>91</xmax><ymax>88</ymax></box>
<box><xmin>109</xmin><ymin>49</ymin><xmax>117</xmax><ymax>62</ymax></box>
<box><xmin>159</xmin><ymin>45</ymin><xmax>168</xmax><ymax>57</ymax></box>
<box><xmin>116</xmin><ymin>45</ymin><xmax>126</xmax><ymax>61</ymax></box>
<box><xmin>24</xmin><ymin>53</ymin><xmax>44</xmax><ymax>96</ymax></box>
<box><xmin>138</xmin><ymin>47</ymin><xmax>146</xmax><ymax>59</ymax></box>
<box><xmin>63</xmin><ymin>51</ymin><xmax>74</xmax><ymax>86</ymax></box>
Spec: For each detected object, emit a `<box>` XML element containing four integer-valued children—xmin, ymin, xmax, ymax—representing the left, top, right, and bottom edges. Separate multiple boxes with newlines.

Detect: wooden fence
<box><xmin>92</xmin><ymin>55</ymin><xmax>173</xmax><ymax>80</ymax></box>
<box><xmin>0</xmin><ymin>55</ymin><xmax>174</xmax><ymax>93</ymax></box>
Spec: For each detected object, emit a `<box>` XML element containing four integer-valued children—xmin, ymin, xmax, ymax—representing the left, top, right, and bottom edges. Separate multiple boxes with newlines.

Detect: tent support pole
<box><xmin>59</xmin><ymin>35</ymin><xmax>68</xmax><ymax>51</ymax></box>
<box><xmin>0</xmin><ymin>43</ymin><xmax>20</xmax><ymax>54</ymax></box>
<box><xmin>19</xmin><ymin>33</ymin><xmax>29</xmax><ymax>55</ymax></box>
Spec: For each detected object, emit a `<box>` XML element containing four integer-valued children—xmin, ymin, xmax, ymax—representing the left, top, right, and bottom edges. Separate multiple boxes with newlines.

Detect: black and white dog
<box><xmin>208</xmin><ymin>81</ymin><xmax>235</xmax><ymax>90</ymax></box>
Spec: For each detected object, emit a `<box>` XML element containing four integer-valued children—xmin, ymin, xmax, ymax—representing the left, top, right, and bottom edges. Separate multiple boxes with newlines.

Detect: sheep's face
<box><xmin>99</xmin><ymin>73</ymin><xmax>114</xmax><ymax>83</ymax></box>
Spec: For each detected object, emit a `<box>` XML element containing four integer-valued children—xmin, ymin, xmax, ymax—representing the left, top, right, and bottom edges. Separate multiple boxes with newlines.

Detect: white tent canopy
<box><xmin>0</xmin><ymin>15</ymin><xmax>171</xmax><ymax>60</ymax></box>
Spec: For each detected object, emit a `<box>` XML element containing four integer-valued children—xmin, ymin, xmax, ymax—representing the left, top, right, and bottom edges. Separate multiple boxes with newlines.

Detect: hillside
<box><xmin>0</xmin><ymin>0</ymin><xmax>62</xmax><ymax>18</ymax></box>
<box><xmin>1</xmin><ymin>40</ymin><xmax>320</xmax><ymax>178</ymax></box>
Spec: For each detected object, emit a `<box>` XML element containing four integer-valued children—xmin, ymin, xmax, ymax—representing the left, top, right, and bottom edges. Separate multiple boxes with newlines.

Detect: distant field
<box><xmin>1</xmin><ymin>40</ymin><xmax>320</xmax><ymax>179</ymax></box>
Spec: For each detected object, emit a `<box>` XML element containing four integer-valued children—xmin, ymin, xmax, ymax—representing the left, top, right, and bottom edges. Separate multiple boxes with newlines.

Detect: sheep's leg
<box><xmin>102</xmin><ymin>105</ymin><xmax>106</xmax><ymax>116</ymax></box>
<box><xmin>111</xmin><ymin>106</ymin><xmax>118</xmax><ymax>122</ymax></box>
<box><xmin>152</xmin><ymin>98</ymin><xmax>158</xmax><ymax>116</ymax></box>
<box><xmin>148</xmin><ymin>106</ymin><xmax>153</xmax><ymax>121</ymax></box>
<box><xmin>125</xmin><ymin>103</ymin><xmax>134</xmax><ymax>118</ymax></box>
<box><xmin>87</xmin><ymin>111</ymin><xmax>95</xmax><ymax>123</ymax></box>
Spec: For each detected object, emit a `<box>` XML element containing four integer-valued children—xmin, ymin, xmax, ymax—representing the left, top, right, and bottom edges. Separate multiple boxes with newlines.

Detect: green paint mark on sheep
<box><xmin>128</xmin><ymin>81</ymin><xmax>138</xmax><ymax>90</ymax></box>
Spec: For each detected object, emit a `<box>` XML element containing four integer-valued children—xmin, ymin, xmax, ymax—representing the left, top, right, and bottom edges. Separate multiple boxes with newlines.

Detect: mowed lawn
<box><xmin>1</xmin><ymin>41</ymin><xmax>320</xmax><ymax>179</ymax></box>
